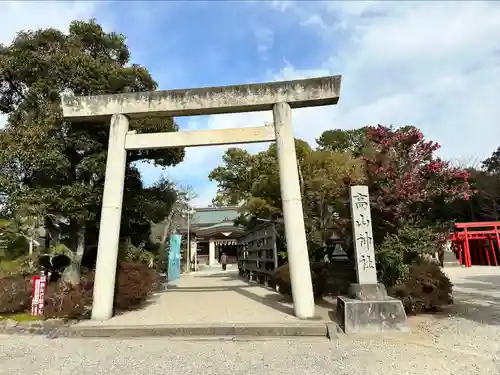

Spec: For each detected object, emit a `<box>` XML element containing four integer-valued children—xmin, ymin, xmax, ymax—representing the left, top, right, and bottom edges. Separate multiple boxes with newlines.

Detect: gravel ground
<box><xmin>1</xmin><ymin>266</ymin><xmax>499</xmax><ymax>375</ymax></box>
<box><xmin>408</xmin><ymin>266</ymin><xmax>500</xmax><ymax>357</ymax></box>
<box><xmin>0</xmin><ymin>334</ymin><xmax>498</xmax><ymax>375</ymax></box>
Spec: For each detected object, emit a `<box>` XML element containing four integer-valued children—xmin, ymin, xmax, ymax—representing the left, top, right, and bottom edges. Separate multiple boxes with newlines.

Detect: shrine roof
<box><xmin>190</xmin><ymin>206</ymin><xmax>240</xmax><ymax>226</ymax></box>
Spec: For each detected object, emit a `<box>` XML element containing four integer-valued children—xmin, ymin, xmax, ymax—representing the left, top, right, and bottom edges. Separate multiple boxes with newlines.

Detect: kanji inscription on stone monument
<box><xmin>349</xmin><ymin>185</ymin><xmax>378</xmax><ymax>284</ymax></box>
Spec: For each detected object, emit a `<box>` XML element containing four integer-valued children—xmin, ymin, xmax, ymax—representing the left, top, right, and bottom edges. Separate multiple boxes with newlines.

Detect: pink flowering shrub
<box><xmin>343</xmin><ymin>125</ymin><xmax>472</xmax><ymax>304</ymax></box>
<box><xmin>360</xmin><ymin>125</ymin><xmax>472</xmax><ymax>241</ymax></box>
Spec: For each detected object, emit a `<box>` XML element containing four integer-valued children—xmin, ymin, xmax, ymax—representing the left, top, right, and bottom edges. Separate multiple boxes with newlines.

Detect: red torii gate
<box><xmin>449</xmin><ymin>222</ymin><xmax>500</xmax><ymax>267</ymax></box>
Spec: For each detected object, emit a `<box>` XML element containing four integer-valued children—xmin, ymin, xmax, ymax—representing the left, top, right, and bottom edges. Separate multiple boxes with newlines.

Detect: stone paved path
<box><xmin>78</xmin><ymin>266</ymin><xmax>334</xmax><ymax>327</ymax></box>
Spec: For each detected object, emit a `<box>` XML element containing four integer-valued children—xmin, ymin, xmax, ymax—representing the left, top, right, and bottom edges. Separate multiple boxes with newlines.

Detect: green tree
<box><xmin>316</xmin><ymin>127</ymin><xmax>368</xmax><ymax>156</ymax></box>
<box><xmin>476</xmin><ymin>147</ymin><xmax>500</xmax><ymax>221</ymax></box>
<box><xmin>0</xmin><ymin>20</ymin><xmax>184</xmax><ymax>283</ymax></box>
<box><xmin>301</xmin><ymin>150</ymin><xmax>364</xmax><ymax>254</ymax></box>
<box><xmin>121</xmin><ymin>174</ymin><xmax>178</xmax><ymax>248</ymax></box>
<box><xmin>0</xmin><ymin>216</ymin><xmax>38</xmax><ymax>260</ymax></box>
<box><xmin>431</xmin><ymin>165</ymin><xmax>500</xmax><ymax>224</ymax></box>
<box><xmin>154</xmin><ymin>184</ymin><xmax>197</xmax><ymax>272</ymax></box>
<box><xmin>209</xmin><ymin>140</ymin><xmax>363</xmax><ymax>256</ymax></box>
<box><xmin>209</xmin><ymin>148</ymin><xmax>257</xmax><ymax>206</ymax></box>
<box><xmin>209</xmin><ymin>139</ymin><xmax>313</xmax><ymax>221</ymax></box>
<box><xmin>483</xmin><ymin>146</ymin><xmax>500</xmax><ymax>173</ymax></box>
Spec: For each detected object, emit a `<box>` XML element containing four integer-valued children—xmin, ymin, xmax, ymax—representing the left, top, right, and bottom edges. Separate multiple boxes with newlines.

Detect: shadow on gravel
<box><xmin>165</xmin><ymin>279</ymin><xmax>298</xmax><ymax>318</ymax></box>
<box><xmin>163</xmin><ymin>271</ymin><xmax>338</xmax><ymax>322</ymax></box>
<box><xmin>439</xmin><ymin>274</ymin><xmax>500</xmax><ymax>326</ymax></box>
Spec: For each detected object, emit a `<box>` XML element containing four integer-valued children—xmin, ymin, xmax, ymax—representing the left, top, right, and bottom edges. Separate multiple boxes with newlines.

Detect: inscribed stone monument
<box><xmin>350</xmin><ymin>185</ymin><xmax>377</xmax><ymax>285</ymax></box>
<box><xmin>336</xmin><ymin>185</ymin><xmax>408</xmax><ymax>334</ymax></box>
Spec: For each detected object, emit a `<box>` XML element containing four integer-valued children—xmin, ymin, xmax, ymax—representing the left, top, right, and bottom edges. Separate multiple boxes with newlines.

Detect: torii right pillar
<box><xmin>273</xmin><ymin>102</ymin><xmax>315</xmax><ymax>319</ymax></box>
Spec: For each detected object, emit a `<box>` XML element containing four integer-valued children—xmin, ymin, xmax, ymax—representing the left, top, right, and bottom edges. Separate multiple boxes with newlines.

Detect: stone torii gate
<box><xmin>60</xmin><ymin>76</ymin><xmax>342</xmax><ymax>321</ymax></box>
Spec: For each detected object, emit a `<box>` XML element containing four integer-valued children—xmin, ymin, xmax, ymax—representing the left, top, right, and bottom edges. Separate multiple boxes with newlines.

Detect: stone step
<box><xmin>443</xmin><ymin>262</ymin><xmax>463</xmax><ymax>268</ymax></box>
<box><xmin>442</xmin><ymin>251</ymin><xmax>462</xmax><ymax>268</ymax></box>
<box><xmin>55</xmin><ymin>322</ymin><xmax>342</xmax><ymax>340</ymax></box>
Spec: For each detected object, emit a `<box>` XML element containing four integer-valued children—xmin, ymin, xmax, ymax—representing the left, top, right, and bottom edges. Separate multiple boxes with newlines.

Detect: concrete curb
<box><xmin>0</xmin><ymin>318</ymin><xmax>67</xmax><ymax>336</ymax></box>
<box><xmin>54</xmin><ymin>322</ymin><xmax>342</xmax><ymax>340</ymax></box>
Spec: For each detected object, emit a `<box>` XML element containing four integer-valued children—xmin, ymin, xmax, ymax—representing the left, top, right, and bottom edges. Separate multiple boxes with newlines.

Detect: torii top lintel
<box><xmin>60</xmin><ymin>75</ymin><xmax>342</xmax><ymax>121</ymax></box>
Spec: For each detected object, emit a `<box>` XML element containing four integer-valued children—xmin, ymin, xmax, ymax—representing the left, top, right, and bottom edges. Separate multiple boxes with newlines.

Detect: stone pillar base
<box><xmin>348</xmin><ymin>283</ymin><xmax>388</xmax><ymax>300</ymax></box>
<box><xmin>336</xmin><ymin>283</ymin><xmax>408</xmax><ymax>335</ymax></box>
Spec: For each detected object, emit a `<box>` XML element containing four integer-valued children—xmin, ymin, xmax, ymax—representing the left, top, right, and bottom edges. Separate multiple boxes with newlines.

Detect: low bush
<box><xmin>43</xmin><ymin>272</ymin><xmax>94</xmax><ymax>319</ymax></box>
<box><xmin>44</xmin><ymin>262</ymin><xmax>161</xmax><ymax>317</ymax></box>
<box><xmin>272</xmin><ymin>262</ymin><xmax>328</xmax><ymax>299</ymax></box>
<box><xmin>376</xmin><ymin>224</ymin><xmax>445</xmax><ymax>288</ymax></box>
<box><xmin>0</xmin><ymin>260</ymin><xmax>161</xmax><ymax>319</ymax></box>
<box><xmin>120</xmin><ymin>245</ymin><xmax>156</xmax><ymax>268</ymax></box>
<box><xmin>0</xmin><ymin>276</ymin><xmax>32</xmax><ymax>314</ymax></box>
<box><xmin>114</xmin><ymin>261</ymin><xmax>161</xmax><ymax>311</ymax></box>
<box><xmin>390</xmin><ymin>260</ymin><xmax>453</xmax><ymax>314</ymax></box>
<box><xmin>272</xmin><ymin>264</ymin><xmax>291</xmax><ymax>295</ymax></box>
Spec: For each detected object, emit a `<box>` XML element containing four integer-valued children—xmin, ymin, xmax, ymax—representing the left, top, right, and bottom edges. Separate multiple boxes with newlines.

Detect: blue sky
<box><xmin>2</xmin><ymin>1</ymin><xmax>500</xmax><ymax>206</ymax></box>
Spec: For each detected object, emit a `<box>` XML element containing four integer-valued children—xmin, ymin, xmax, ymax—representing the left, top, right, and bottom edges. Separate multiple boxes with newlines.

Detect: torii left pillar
<box><xmin>91</xmin><ymin>114</ymin><xmax>129</xmax><ymax>320</ymax></box>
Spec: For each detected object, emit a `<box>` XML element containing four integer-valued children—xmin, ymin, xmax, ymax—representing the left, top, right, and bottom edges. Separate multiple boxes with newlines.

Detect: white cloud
<box><xmin>4</xmin><ymin>1</ymin><xmax>499</xmax><ymax>207</ymax></box>
<box><xmin>300</xmin><ymin>15</ymin><xmax>328</xmax><ymax>30</ymax></box>
<box><xmin>163</xmin><ymin>1</ymin><xmax>500</xmax><ymax>205</ymax></box>
<box><xmin>190</xmin><ymin>183</ymin><xmax>218</xmax><ymax>208</ymax></box>
<box><xmin>254</xmin><ymin>1</ymin><xmax>500</xmax><ymax>161</ymax></box>
<box><xmin>317</xmin><ymin>1</ymin><xmax>500</xmax><ymax>161</ymax></box>
<box><xmin>156</xmin><ymin>111</ymin><xmax>275</xmax><ymax>183</ymax></box>
<box><xmin>0</xmin><ymin>1</ymin><xmax>102</xmax><ymax>126</ymax></box>
<box><xmin>0</xmin><ymin>1</ymin><xmax>336</xmax><ymax>207</ymax></box>
<box><xmin>0</xmin><ymin>1</ymin><xmax>99</xmax><ymax>44</ymax></box>
<box><xmin>253</xmin><ymin>27</ymin><xmax>274</xmax><ymax>60</ymax></box>
<box><xmin>268</xmin><ymin>0</ymin><xmax>293</xmax><ymax>13</ymax></box>
<box><xmin>153</xmin><ymin>70</ymin><xmax>337</xmax><ymax>206</ymax></box>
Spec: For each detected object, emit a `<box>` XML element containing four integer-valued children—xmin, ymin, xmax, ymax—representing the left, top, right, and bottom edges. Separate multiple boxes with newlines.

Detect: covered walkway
<box><xmin>77</xmin><ymin>266</ymin><xmax>334</xmax><ymax>327</ymax></box>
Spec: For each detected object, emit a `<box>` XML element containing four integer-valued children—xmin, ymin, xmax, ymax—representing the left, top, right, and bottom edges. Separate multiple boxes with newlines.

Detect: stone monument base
<box><xmin>348</xmin><ymin>282</ymin><xmax>388</xmax><ymax>300</ymax></box>
<box><xmin>336</xmin><ymin>283</ymin><xmax>408</xmax><ymax>334</ymax></box>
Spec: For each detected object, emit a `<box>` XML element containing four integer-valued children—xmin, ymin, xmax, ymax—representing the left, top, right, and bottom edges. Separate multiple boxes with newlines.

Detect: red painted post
<box><xmin>457</xmin><ymin>241</ymin><xmax>463</xmax><ymax>265</ymax></box>
<box><xmin>458</xmin><ymin>240</ymin><xmax>464</xmax><ymax>265</ymax></box>
<box><xmin>495</xmin><ymin>231</ymin><xmax>500</xmax><ymax>266</ymax></box>
<box><xmin>464</xmin><ymin>229</ymin><xmax>471</xmax><ymax>267</ymax></box>
<box><xmin>490</xmin><ymin>238</ymin><xmax>499</xmax><ymax>266</ymax></box>
<box><xmin>483</xmin><ymin>239</ymin><xmax>491</xmax><ymax>265</ymax></box>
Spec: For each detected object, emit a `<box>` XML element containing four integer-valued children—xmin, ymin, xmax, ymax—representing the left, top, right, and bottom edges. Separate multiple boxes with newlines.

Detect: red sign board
<box><xmin>31</xmin><ymin>274</ymin><xmax>47</xmax><ymax>316</ymax></box>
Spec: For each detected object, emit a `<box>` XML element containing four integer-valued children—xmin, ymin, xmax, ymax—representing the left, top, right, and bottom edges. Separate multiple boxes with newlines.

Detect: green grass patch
<box><xmin>0</xmin><ymin>313</ymin><xmax>41</xmax><ymax>322</ymax></box>
<box><xmin>0</xmin><ymin>260</ymin><xmax>21</xmax><ymax>276</ymax></box>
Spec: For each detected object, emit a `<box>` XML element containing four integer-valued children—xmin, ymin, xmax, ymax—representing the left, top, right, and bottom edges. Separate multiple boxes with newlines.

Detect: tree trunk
<box><xmin>63</xmin><ymin>223</ymin><xmax>86</xmax><ymax>286</ymax></box>
<box><xmin>157</xmin><ymin>212</ymin><xmax>175</xmax><ymax>272</ymax></box>
<box><xmin>161</xmin><ymin>212</ymin><xmax>175</xmax><ymax>246</ymax></box>
<box><xmin>298</xmin><ymin>164</ymin><xmax>304</xmax><ymax>196</ymax></box>
<box><xmin>123</xmin><ymin>236</ymin><xmax>132</xmax><ymax>251</ymax></box>
<box><xmin>43</xmin><ymin>216</ymin><xmax>51</xmax><ymax>250</ymax></box>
